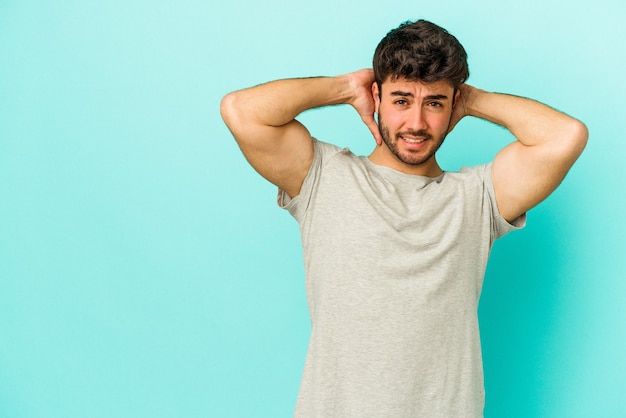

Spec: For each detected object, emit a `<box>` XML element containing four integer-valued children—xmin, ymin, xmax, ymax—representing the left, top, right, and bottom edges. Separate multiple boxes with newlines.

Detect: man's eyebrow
<box><xmin>424</xmin><ymin>94</ymin><xmax>449</xmax><ymax>100</ymax></box>
<box><xmin>390</xmin><ymin>91</ymin><xmax>414</xmax><ymax>97</ymax></box>
<box><xmin>389</xmin><ymin>91</ymin><xmax>449</xmax><ymax>100</ymax></box>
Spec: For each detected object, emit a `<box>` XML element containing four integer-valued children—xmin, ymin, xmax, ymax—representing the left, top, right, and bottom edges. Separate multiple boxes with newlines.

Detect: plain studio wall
<box><xmin>1</xmin><ymin>1</ymin><xmax>624</xmax><ymax>417</ymax></box>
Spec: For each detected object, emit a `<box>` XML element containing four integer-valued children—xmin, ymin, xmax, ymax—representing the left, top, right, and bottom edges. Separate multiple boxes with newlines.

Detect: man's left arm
<box><xmin>456</xmin><ymin>85</ymin><xmax>588</xmax><ymax>223</ymax></box>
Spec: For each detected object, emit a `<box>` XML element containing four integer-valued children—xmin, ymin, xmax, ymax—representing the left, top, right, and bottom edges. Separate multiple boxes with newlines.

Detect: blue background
<box><xmin>1</xmin><ymin>0</ymin><xmax>625</xmax><ymax>417</ymax></box>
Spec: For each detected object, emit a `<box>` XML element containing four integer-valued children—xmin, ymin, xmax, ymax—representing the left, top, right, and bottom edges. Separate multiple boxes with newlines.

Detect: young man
<box><xmin>221</xmin><ymin>20</ymin><xmax>587</xmax><ymax>417</ymax></box>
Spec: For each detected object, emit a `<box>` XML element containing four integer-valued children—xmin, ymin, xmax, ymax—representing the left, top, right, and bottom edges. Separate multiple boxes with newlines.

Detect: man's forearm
<box><xmin>226</xmin><ymin>75</ymin><xmax>354</xmax><ymax>128</ymax></box>
<box><xmin>465</xmin><ymin>89</ymin><xmax>587</xmax><ymax>147</ymax></box>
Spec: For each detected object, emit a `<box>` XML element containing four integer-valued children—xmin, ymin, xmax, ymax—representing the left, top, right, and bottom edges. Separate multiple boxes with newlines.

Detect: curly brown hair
<box><xmin>373</xmin><ymin>20</ymin><xmax>469</xmax><ymax>92</ymax></box>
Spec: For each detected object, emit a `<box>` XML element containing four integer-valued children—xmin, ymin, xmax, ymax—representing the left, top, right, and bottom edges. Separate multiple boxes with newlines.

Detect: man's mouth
<box><xmin>401</xmin><ymin>136</ymin><xmax>427</xmax><ymax>144</ymax></box>
<box><xmin>399</xmin><ymin>133</ymin><xmax>431</xmax><ymax>144</ymax></box>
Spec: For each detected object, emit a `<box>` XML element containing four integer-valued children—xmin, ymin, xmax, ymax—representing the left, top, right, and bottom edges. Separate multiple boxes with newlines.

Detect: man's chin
<box><xmin>395</xmin><ymin>151</ymin><xmax>433</xmax><ymax>166</ymax></box>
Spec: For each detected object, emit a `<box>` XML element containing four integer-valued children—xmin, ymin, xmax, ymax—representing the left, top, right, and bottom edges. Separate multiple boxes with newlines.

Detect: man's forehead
<box><xmin>380</xmin><ymin>77</ymin><xmax>454</xmax><ymax>96</ymax></box>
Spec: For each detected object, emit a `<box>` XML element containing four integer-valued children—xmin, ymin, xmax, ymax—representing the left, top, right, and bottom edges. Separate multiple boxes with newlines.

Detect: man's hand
<box><xmin>447</xmin><ymin>84</ymin><xmax>480</xmax><ymax>134</ymax></box>
<box><xmin>346</xmin><ymin>69</ymin><xmax>383</xmax><ymax>145</ymax></box>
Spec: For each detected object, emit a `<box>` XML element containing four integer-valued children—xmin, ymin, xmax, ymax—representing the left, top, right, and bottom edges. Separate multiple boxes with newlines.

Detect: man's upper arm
<box><xmin>491</xmin><ymin>120</ymin><xmax>588</xmax><ymax>223</ymax></box>
<box><xmin>220</xmin><ymin>92</ymin><xmax>314</xmax><ymax>198</ymax></box>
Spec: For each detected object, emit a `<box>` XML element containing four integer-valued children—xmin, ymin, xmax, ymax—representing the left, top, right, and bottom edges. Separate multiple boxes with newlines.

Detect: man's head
<box><xmin>369</xmin><ymin>20</ymin><xmax>469</xmax><ymax>175</ymax></box>
<box><xmin>373</xmin><ymin>20</ymin><xmax>469</xmax><ymax>92</ymax></box>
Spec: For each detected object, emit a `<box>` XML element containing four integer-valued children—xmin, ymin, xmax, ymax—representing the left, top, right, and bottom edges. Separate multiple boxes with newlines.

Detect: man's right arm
<box><xmin>220</xmin><ymin>70</ymin><xmax>381</xmax><ymax>198</ymax></box>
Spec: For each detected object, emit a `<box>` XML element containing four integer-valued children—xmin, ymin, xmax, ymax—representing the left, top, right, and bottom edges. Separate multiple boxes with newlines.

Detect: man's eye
<box><xmin>395</xmin><ymin>100</ymin><xmax>407</xmax><ymax>105</ymax></box>
<box><xmin>428</xmin><ymin>102</ymin><xmax>443</xmax><ymax>107</ymax></box>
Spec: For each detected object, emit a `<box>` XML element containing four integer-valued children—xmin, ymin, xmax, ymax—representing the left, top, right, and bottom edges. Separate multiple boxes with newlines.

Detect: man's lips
<box><xmin>399</xmin><ymin>133</ymin><xmax>431</xmax><ymax>147</ymax></box>
<box><xmin>401</xmin><ymin>135</ymin><xmax>427</xmax><ymax>144</ymax></box>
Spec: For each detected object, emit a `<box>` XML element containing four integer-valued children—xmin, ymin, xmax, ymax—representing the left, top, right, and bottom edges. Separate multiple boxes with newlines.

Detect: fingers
<box><xmin>362</xmin><ymin>113</ymin><xmax>382</xmax><ymax>145</ymax></box>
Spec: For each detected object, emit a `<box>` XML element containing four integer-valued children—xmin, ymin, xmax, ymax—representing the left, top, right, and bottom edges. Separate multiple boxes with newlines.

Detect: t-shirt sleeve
<box><xmin>277</xmin><ymin>139</ymin><xmax>343</xmax><ymax>223</ymax></box>
<box><xmin>477</xmin><ymin>162</ymin><xmax>526</xmax><ymax>239</ymax></box>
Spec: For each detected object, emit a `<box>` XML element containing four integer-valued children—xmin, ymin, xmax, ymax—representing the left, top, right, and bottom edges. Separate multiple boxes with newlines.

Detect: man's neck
<box><xmin>368</xmin><ymin>146</ymin><xmax>444</xmax><ymax>177</ymax></box>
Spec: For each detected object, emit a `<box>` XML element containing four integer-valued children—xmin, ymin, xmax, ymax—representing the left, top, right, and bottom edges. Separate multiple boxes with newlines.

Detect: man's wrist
<box><xmin>336</xmin><ymin>72</ymin><xmax>360</xmax><ymax>106</ymax></box>
<box><xmin>460</xmin><ymin>85</ymin><xmax>480</xmax><ymax>117</ymax></box>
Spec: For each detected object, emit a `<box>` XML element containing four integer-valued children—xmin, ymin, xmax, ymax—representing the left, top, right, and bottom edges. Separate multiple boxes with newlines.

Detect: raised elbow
<box><xmin>220</xmin><ymin>91</ymin><xmax>240</xmax><ymax>129</ymax></box>
<box><xmin>549</xmin><ymin>118</ymin><xmax>588</xmax><ymax>168</ymax></box>
<box><xmin>568</xmin><ymin>119</ymin><xmax>589</xmax><ymax>158</ymax></box>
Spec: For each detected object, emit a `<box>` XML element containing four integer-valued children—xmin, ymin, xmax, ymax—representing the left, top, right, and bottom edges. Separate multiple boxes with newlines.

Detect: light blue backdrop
<box><xmin>1</xmin><ymin>0</ymin><xmax>624</xmax><ymax>417</ymax></box>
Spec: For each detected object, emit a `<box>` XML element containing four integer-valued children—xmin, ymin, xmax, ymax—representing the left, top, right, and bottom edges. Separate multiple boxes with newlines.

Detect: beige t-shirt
<box><xmin>279</xmin><ymin>139</ymin><xmax>525</xmax><ymax>418</ymax></box>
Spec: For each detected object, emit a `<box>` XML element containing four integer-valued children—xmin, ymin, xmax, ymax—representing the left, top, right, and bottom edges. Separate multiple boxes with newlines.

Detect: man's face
<box><xmin>373</xmin><ymin>78</ymin><xmax>457</xmax><ymax>170</ymax></box>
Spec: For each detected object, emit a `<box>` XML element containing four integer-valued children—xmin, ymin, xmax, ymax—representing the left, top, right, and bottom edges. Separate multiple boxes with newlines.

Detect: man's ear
<box><xmin>372</xmin><ymin>82</ymin><xmax>381</xmax><ymax>114</ymax></box>
<box><xmin>453</xmin><ymin>88</ymin><xmax>461</xmax><ymax>107</ymax></box>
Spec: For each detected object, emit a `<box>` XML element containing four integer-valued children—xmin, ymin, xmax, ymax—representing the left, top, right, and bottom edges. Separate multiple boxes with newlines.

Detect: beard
<box><xmin>378</xmin><ymin>118</ymin><xmax>448</xmax><ymax>166</ymax></box>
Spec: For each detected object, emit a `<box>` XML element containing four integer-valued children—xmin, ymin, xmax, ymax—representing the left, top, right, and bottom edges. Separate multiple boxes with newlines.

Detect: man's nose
<box><xmin>406</xmin><ymin>107</ymin><xmax>428</xmax><ymax>132</ymax></box>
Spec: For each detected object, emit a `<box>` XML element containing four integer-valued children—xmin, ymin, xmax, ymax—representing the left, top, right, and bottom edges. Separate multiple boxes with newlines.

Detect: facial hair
<box><xmin>378</xmin><ymin>117</ymin><xmax>448</xmax><ymax>166</ymax></box>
